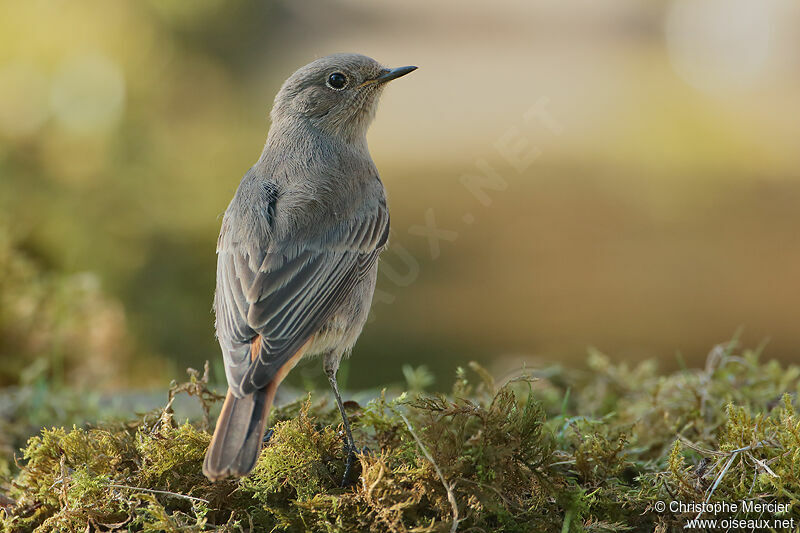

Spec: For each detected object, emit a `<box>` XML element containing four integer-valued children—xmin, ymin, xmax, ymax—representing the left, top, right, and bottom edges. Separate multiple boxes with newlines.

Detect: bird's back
<box><xmin>214</xmin><ymin>121</ymin><xmax>388</xmax><ymax>396</ymax></box>
<box><xmin>224</xmin><ymin>122</ymin><xmax>385</xmax><ymax>249</ymax></box>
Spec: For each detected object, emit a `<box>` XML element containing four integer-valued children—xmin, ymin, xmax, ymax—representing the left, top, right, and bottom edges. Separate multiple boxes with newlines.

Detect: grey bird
<box><xmin>203</xmin><ymin>53</ymin><xmax>416</xmax><ymax>482</ymax></box>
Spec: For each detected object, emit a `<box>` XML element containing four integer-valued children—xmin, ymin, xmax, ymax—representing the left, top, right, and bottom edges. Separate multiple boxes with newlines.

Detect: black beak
<box><xmin>370</xmin><ymin>65</ymin><xmax>418</xmax><ymax>85</ymax></box>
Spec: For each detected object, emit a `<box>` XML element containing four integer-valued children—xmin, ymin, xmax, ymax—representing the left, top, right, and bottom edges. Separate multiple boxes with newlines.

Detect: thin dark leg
<box><xmin>327</xmin><ymin>371</ymin><xmax>357</xmax><ymax>486</ymax></box>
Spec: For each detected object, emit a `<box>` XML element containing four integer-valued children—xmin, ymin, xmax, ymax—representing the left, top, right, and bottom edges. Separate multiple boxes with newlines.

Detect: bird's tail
<box><xmin>204</xmin><ymin>336</ymin><xmax>312</xmax><ymax>481</ymax></box>
<box><xmin>202</xmin><ymin>386</ymin><xmax>275</xmax><ymax>481</ymax></box>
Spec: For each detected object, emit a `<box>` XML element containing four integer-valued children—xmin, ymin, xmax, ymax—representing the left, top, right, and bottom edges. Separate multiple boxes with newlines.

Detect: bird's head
<box><xmin>270</xmin><ymin>53</ymin><xmax>416</xmax><ymax>142</ymax></box>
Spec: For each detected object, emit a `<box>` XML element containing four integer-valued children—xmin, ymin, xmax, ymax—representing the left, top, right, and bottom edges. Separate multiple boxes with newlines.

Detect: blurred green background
<box><xmin>1</xmin><ymin>0</ymin><xmax>799</xmax><ymax>392</ymax></box>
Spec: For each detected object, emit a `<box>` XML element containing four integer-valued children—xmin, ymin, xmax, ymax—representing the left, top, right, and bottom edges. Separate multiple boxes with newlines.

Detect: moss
<box><xmin>2</xmin><ymin>342</ymin><xmax>800</xmax><ymax>532</ymax></box>
<box><xmin>663</xmin><ymin>393</ymin><xmax>800</xmax><ymax>510</ymax></box>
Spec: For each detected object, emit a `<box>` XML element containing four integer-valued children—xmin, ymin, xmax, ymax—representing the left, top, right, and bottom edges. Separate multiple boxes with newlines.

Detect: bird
<box><xmin>202</xmin><ymin>53</ymin><xmax>416</xmax><ymax>483</ymax></box>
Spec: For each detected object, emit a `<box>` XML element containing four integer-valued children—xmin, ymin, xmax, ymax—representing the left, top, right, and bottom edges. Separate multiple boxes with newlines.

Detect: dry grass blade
<box><xmin>107</xmin><ymin>483</ymin><xmax>209</xmax><ymax>504</ymax></box>
<box><xmin>394</xmin><ymin>408</ymin><xmax>460</xmax><ymax>533</ymax></box>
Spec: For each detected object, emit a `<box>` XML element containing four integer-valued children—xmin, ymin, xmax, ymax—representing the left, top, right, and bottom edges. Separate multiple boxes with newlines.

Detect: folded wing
<box><xmin>214</xmin><ymin>196</ymin><xmax>389</xmax><ymax>397</ymax></box>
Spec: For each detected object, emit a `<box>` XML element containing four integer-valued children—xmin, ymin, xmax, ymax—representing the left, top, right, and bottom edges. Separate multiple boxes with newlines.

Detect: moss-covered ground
<box><xmin>2</xmin><ymin>344</ymin><xmax>800</xmax><ymax>532</ymax></box>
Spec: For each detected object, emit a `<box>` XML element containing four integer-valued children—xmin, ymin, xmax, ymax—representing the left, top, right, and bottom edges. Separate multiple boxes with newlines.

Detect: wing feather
<box><xmin>214</xmin><ymin>190</ymin><xmax>388</xmax><ymax>397</ymax></box>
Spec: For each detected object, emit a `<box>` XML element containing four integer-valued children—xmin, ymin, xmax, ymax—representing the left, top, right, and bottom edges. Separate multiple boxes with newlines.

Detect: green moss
<box><xmin>2</xmin><ymin>342</ymin><xmax>800</xmax><ymax>532</ymax></box>
<box><xmin>240</xmin><ymin>399</ymin><xmax>346</xmax><ymax>526</ymax></box>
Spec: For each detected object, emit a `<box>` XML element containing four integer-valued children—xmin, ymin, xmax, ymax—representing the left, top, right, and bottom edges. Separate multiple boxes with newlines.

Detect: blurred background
<box><xmin>1</xmin><ymin>0</ymin><xmax>799</xmax><ymax>394</ymax></box>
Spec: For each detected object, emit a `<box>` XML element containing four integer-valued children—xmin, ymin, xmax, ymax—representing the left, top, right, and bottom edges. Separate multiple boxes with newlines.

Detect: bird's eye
<box><xmin>326</xmin><ymin>72</ymin><xmax>348</xmax><ymax>90</ymax></box>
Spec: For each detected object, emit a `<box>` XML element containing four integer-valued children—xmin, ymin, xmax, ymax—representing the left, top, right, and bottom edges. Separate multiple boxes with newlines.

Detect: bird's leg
<box><xmin>328</xmin><ymin>372</ymin><xmax>357</xmax><ymax>485</ymax></box>
<box><xmin>325</xmin><ymin>357</ymin><xmax>357</xmax><ymax>487</ymax></box>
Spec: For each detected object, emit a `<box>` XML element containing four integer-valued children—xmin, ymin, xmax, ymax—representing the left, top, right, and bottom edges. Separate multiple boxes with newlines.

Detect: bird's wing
<box><xmin>214</xmin><ymin>191</ymin><xmax>389</xmax><ymax>397</ymax></box>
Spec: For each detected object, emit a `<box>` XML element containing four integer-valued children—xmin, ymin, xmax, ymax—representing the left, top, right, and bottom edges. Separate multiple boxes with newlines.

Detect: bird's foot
<box><xmin>340</xmin><ymin>444</ymin><xmax>372</xmax><ymax>487</ymax></box>
<box><xmin>341</xmin><ymin>444</ymin><xmax>356</xmax><ymax>487</ymax></box>
<box><xmin>340</xmin><ymin>438</ymin><xmax>370</xmax><ymax>487</ymax></box>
